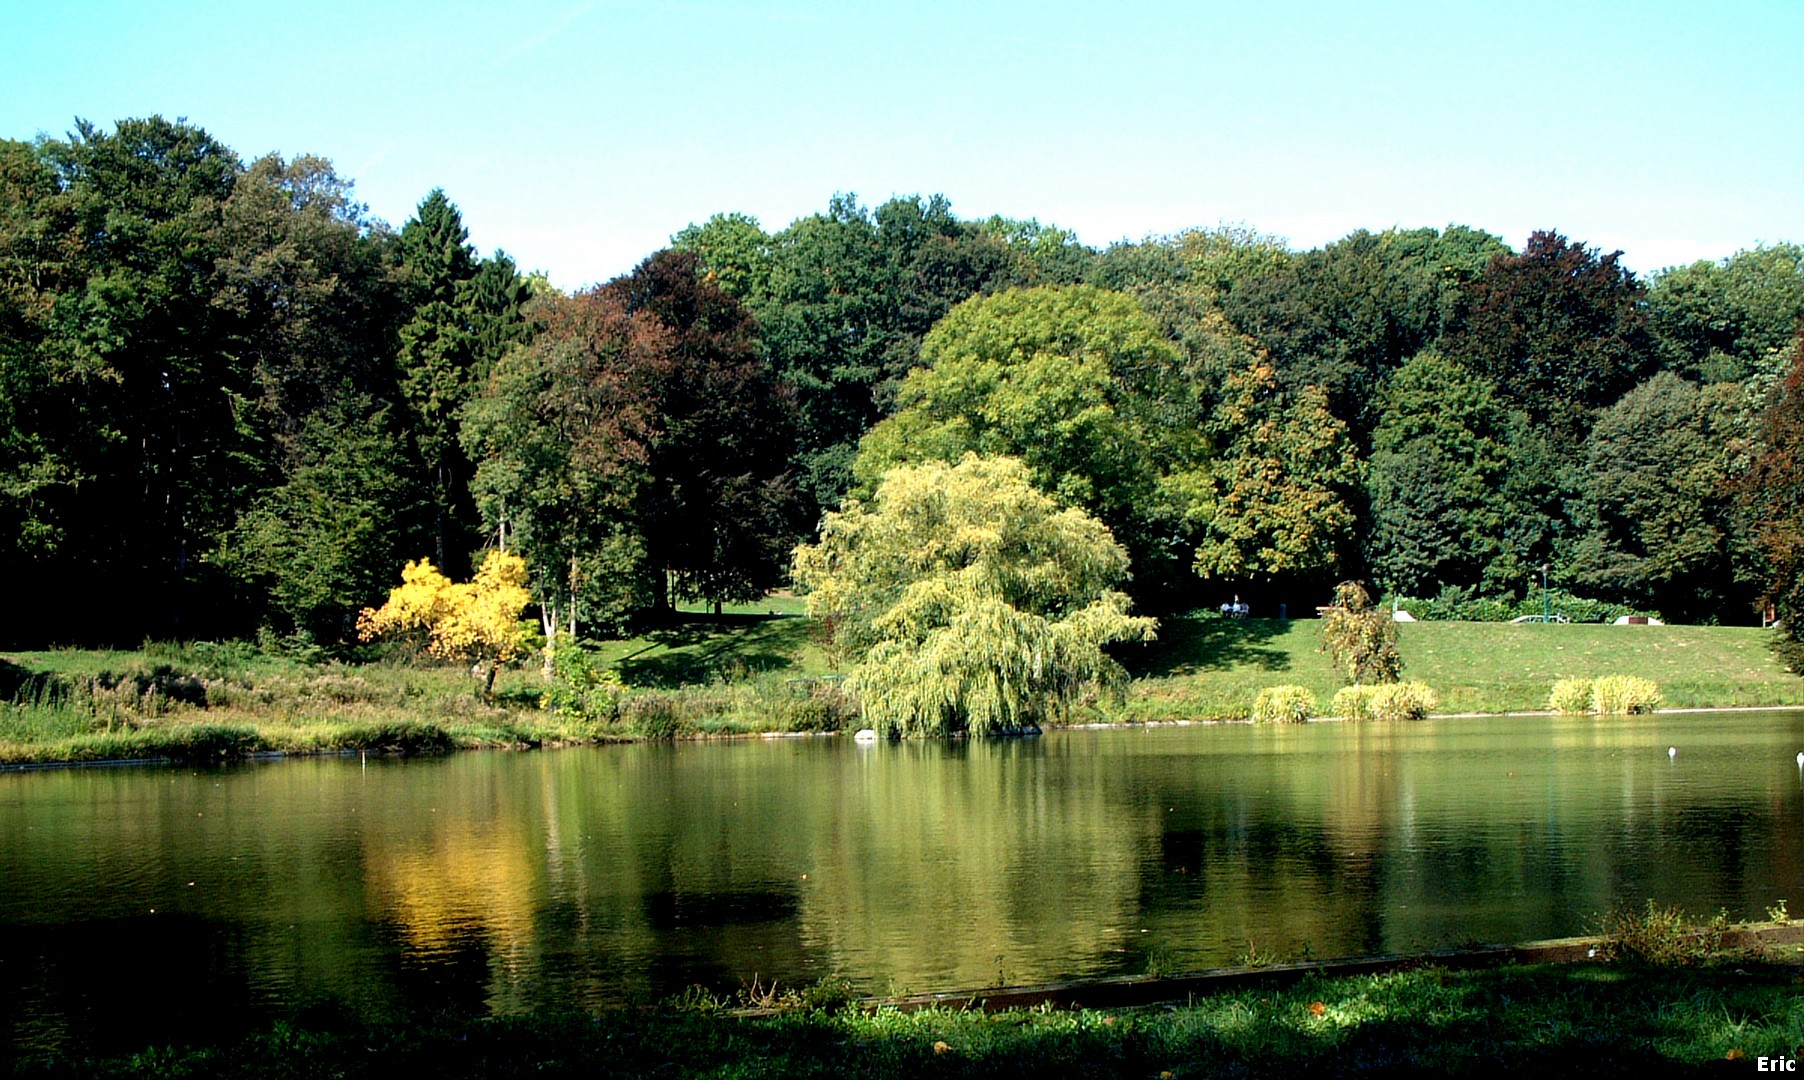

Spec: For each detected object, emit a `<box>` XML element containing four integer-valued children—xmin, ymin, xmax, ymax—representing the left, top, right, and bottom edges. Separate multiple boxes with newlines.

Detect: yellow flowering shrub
<box><xmin>359</xmin><ymin>552</ymin><xmax>532</xmax><ymax>695</ymax></box>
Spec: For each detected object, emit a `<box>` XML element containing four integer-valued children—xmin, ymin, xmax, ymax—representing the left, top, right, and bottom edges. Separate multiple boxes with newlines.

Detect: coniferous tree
<box><xmin>394</xmin><ymin>189</ymin><xmax>483</xmax><ymax>574</ymax></box>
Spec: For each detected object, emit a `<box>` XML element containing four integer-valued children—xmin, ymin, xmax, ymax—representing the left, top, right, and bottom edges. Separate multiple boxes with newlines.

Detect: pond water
<box><xmin>3</xmin><ymin>711</ymin><xmax>1803</xmax><ymax>1056</ymax></box>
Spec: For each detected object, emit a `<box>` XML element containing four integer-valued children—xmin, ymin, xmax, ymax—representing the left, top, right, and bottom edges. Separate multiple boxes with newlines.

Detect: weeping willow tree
<box><xmin>793</xmin><ymin>454</ymin><xmax>1156</xmax><ymax>736</ymax></box>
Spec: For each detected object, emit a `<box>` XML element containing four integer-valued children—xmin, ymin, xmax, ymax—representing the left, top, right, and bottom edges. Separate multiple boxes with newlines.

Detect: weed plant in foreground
<box><xmin>12</xmin><ymin>960</ymin><xmax>1804</xmax><ymax>1078</ymax></box>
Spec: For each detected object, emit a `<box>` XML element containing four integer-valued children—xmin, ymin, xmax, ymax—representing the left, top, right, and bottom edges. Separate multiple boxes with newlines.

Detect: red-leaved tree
<box><xmin>1743</xmin><ymin>333</ymin><xmax>1804</xmax><ymax>671</ymax></box>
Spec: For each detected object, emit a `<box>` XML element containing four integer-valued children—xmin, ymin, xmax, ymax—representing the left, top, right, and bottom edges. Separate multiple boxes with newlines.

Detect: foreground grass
<box><xmin>1122</xmin><ymin>616</ymin><xmax>1804</xmax><ymax>720</ymax></box>
<box><xmin>13</xmin><ymin>960</ymin><xmax>1803</xmax><ymax>1077</ymax></box>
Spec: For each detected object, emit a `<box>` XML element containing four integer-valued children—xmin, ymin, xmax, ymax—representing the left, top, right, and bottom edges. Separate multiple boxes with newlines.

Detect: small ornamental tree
<box><xmin>1319</xmin><ymin>581</ymin><xmax>1401</xmax><ymax>685</ymax></box>
<box><xmin>358</xmin><ymin>551</ymin><xmax>532</xmax><ymax>698</ymax></box>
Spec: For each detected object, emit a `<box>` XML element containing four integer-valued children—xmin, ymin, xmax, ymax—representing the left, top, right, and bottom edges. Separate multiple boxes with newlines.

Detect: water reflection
<box><xmin>2</xmin><ymin>711</ymin><xmax>1802</xmax><ymax>1056</ymax></box>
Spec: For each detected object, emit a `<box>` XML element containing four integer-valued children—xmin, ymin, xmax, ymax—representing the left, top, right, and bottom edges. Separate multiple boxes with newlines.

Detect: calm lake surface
<box><xmin>4</xmin><ymin>711</ymin><xmax>1803</xmax><ymax>1055</ymax></box>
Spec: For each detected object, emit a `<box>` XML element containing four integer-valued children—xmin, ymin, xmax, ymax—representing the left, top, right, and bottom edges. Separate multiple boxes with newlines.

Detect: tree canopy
<box><xmin>4</xmin><ymin>113</ymin><xmax>1800</xmax><ymax>651</ymax></box>
<box><xmin>1444</xmin><ymin>231</ymin><xmax>1657</xmax><ymax>441</ymax></box>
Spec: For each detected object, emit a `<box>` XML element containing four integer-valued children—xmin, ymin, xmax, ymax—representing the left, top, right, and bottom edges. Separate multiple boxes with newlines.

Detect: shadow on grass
<box><xmin>1122</xmin><ymin>614</ymin><xmax>1292</xmax><ymax>678</ymax></box>
<box><xmin>616</xmin><ymin>617</ymin><xmax>815</xmax><ymax>689</ymax></box>
<box><xmin>0</xmin><ymin>657</ymin><xmax>40</xmax><ymax>700</ymax></box>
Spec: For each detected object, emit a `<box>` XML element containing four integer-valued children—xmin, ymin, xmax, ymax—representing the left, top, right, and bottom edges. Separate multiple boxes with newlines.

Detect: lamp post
<box><xmin>1540</xmin><ymin>563</ymin><xmax>1550</xmax><ymax>623</ymax></box>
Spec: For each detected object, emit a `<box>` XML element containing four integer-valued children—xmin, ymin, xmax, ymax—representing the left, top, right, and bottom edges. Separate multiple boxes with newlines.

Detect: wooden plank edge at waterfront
<box><xmin>734</xmin><ymin>922</ymin><xmax>1804</xmax><ymax>1017</ymax></box>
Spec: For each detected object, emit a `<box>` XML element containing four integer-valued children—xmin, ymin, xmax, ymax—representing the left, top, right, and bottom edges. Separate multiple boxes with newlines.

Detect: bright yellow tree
<box><xmin>359</xmin><ymin>551</ymin><xmax>532</xmax><ymax>697</ymax></box>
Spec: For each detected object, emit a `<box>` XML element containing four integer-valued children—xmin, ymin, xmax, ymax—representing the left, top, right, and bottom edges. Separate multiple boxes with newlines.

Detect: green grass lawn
<box><xmin>672</xmin><ymin>591</ymin><xmax>809</xmax><ymax>617</ymax></box>
<box><xmin>1120</xmin><ymin>615</ymin><xmax>1804</xmax><ymax>720</ymax></box>
<box><xmin>1398</xmin><ymin>620</ymin><xmax>1804</xmax><ymax>712</ymax></box>
<box><xmin>588</xmin><ymin>610</ymin><xmax>839</xmax><ymax>686</ymax></box>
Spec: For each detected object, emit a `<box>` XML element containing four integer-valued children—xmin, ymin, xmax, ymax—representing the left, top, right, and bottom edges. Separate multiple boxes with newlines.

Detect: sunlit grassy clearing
<box><xmin>1121</xmin><ymin>617</ymin><xmax>1804</xmax><ymax>720</ymax></box>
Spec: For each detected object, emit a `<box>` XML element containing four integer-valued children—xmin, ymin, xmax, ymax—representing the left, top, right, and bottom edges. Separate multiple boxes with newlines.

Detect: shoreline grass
<box><xmin>3</xmin><ymin>615</ymin><xmax>1802</xmax><ymax>767</ymax></box>
<box><xmin>11</xmin><ymin>955</ymin><xmax>1803</xmax><ymax>1077</ymax></box>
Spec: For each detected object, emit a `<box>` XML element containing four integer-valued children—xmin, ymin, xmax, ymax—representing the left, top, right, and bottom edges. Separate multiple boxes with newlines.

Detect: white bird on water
<box><xmin>1668</xmin><ymin>746</ymin><xmax>1677</xmax><ymax>759</ymax></box>
<box><xmin>1796</xmin><ymin>751</ymin><xmax>1803</xmax><ymax>767</ymax></box>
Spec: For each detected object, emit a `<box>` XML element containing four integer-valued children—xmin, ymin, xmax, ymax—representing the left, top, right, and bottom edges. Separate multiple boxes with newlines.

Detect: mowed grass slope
<box><xmin>1398</xmin><ymin>621</ymin><xmax>1802</xmax><ymax>713</ymax></box>
<box><xmin>1120</xmin><ymin>616</ymin><xmax>1804</xmax><ymax>720</ymax></box>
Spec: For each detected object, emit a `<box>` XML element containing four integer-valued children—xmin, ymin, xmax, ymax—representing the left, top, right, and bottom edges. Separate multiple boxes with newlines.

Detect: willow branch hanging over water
<box><xmin>793</xmin><ymin>454</ymin><xmax>1156</xmax><ymax>737</ymax></box>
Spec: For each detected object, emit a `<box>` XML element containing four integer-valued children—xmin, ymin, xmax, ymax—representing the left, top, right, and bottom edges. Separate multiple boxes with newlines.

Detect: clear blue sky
<box><xmin>5</xmin><ymin>0</ymin><xmax>1799</xmax><ymax>289</ymax></box>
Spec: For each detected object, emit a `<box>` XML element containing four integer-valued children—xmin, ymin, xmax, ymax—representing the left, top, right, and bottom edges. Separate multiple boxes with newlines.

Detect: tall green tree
<box><xmin>207</xmin><ymin>153</ymin><xmax>421</xmax><ymax>641</ymax></box>
<box><xmin>1568</xmin><ymin>372</ymin><xmax>1753</xmax><ymax>621</ymax></box>
<box><xmin>1364</xmin><ymin>352</ymin><xmax>1518</xmax><ymax>598</ymax></box>
<box><xmin>1648</xmin><ymin>244</ymin><xmax>1804</xmax><ymax>384</ymax></box>
<box><xmin>214</xmin><ymin>152</ymin><xmax>400</xmax><ymax>454</ymax></box>
<box><xmin>0</xmin><ymin>137</ymin><xmax>81</xmax><ymax>577</ymax></box>
<box><xmin>601</xmin><ymin>249</ymin><xmax>801</xmax><ymax>612</ymax></box>
<box><xmin>391</xmin><ymin>190</ymin><xmax>527</xmax><ymax>576</ymax></box>
<box><xmin>0</xmin><ymin>120</ymin><xmax>427</xmax><ymax>645</ymax></box>
<box><xmin>394</xmin><ymin>189</ymin><xmax>480</xmax><ymax>572</ymax></box>
<box><xmin>4</xmin><ymin>117</ymin><xmax>252</xmax><ymax>640</ymax></box>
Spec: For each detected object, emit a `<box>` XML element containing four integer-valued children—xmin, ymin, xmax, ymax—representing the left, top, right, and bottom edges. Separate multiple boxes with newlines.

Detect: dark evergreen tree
<box><xmin>391</xmin><ymin>190</ymin><xmax>527</xmax><ymax>577</ymax></box>
<box><xmin>1365</xmin><ymin>352</ymin><xmax>1518</xmax><ymax>598</ymax></box>
<box><xmin>752</xmin><ymin>194</ymin><xmax>1016</xmax><ymax>508</ymax></box>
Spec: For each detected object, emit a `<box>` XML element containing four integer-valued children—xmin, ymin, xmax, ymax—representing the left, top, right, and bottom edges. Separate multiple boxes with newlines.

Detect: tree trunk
<box><xmin>539</xmin><ymin>603</ymin><xmax>559</xmax><ymax>679</ymax></box>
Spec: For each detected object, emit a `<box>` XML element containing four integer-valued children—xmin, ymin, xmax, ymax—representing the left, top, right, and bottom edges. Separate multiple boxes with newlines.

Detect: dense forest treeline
<box><xmin>3</xmin><ymin>117</ymin><xmax>1803</xmax><ymax>665</ymax></box>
